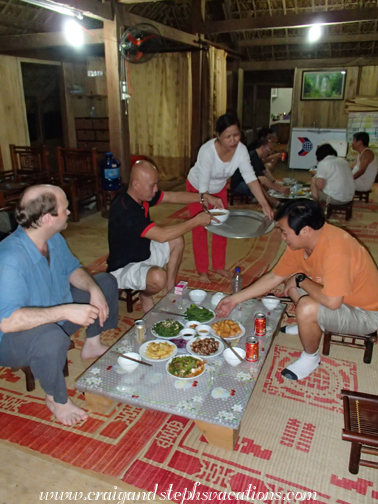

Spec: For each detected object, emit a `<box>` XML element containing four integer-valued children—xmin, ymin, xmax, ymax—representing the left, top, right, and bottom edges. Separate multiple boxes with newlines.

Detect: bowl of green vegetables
<box><xmin>183</xmin><ymin>304</ymin><xmax>215</xmax><ymax>323</ymax></box>
<box><xmin>151</xmin><ymin>319</ymin><xmax>184</xmax><ymax>339</ymax></box>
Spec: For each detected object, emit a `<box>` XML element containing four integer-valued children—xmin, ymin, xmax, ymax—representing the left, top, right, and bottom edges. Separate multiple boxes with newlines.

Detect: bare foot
<box><xmin>81</xmin><ymin>335</ymin><xmax>108</xmax><ymax>360</ymax></box>
<box><xmin>46</xmin><ymin>395</ymin><xmax>88</xmax><ymax>426</ymax></box>
<box><xmin>139</xmin><ymin>292</ymin><xmax>155</xmax><ymax>313</ymax></box>
<box><xmin>198</xmin><ymin>272</ymin><xmax>211</xmax><ymax>283</ymax></box>
<box><xmin>214</xmin><ymin>269</ymin><xmax>233</xmax><ymax>279</ymax></box>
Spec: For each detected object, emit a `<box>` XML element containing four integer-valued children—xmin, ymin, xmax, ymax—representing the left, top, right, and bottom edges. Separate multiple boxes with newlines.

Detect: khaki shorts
<box><xmin>318</xmin><ymin>190</ymin><xmax>351</xmax><ymax>206</ymax></box>
<box><xmin>318</xmin><ymin>303</ymin><xmax>378</xmax><ymax>335</ymax></box>
<box><xmin>110</xmin><ymin>240</ymin><xmax>170</xmax><ymax>291</ymax></box>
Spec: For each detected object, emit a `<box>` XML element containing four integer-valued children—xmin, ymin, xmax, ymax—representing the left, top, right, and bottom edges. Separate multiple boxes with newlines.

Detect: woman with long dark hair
<box><xmin>186</xmin><ymin>113</ymin><xmax>273</xmax><ymax>283</ymax></box>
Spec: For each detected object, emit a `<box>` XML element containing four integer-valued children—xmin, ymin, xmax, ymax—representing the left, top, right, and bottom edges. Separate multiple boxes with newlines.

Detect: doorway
<box><xmin>20</xmin><ymin>62</ymin><xmax>64</xmax><ymax>172</ymax></box>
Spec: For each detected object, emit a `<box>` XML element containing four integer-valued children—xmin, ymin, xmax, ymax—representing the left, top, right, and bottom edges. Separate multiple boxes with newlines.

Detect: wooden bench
<box><xmin>325</xmin><ymin>200</ymin><xmax>353</xmax><ymax>221</ymax></box>
<box><xmin>354</xmin><ymin>190</ymin><xmax>372</xmax><ymax>203</ymax></box>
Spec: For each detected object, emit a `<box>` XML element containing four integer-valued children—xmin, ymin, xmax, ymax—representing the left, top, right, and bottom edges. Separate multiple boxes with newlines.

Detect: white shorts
<box><xmin>111</xmin><ymin>240</ymin><xmax>170</xmax><ymax>291</ymax></box>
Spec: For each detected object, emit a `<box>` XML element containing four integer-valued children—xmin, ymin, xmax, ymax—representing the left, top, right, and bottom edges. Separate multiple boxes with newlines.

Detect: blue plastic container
<box><xmin>99</xmin><ymin>152</ymin><xmax>121</xmax><ymax>191</ymax></box>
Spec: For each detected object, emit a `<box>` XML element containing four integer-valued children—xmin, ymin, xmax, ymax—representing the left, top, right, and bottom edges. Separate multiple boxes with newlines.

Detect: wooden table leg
<box><xmin>194</xmin><ymin>420</ymin><xmax>240</xmax><ymax>450</ymax></box>
<box><xmin>84</xmin><ymin>392</ymin><xmax>117</xmax><ymax>415</ymax></box>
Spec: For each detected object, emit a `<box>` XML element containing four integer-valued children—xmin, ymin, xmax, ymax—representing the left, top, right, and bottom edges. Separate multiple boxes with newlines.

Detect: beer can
<box><xmin>281</xmin><ymin>152</ymin><xmax>288</xmax><ymax>162</ymax></box>
<box><xmin>246</xmin><ymin>336</ymin><xmax>259</xmax><ymax>363</ymax></box>
<box><xmin>135</xmin><ymin>320</ymin><xmax>146</xmax><ymax>343</ymax></box>
<box><xmin>254</xmin><ymin>312</ymin><xmax>266</xmax><ymax>337</ymax></box>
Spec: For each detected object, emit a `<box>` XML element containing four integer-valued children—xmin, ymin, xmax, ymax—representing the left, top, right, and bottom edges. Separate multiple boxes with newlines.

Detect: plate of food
<box><xmin>210</xmin><ymin>319</ymin><xmax>245</xmax><ymax>340</ymax></box>
<box><xmin>166</xmin><ymin>354</ymin><xmax>206</xmax><ymax>380</ymax></box>
<box><xmin>183</xmin><ymin>304</ymin><xmax>215</xmax><ymax>323</ymax></box>
<box><xmin>139</xmin><ymin>339</ymin><xmax>177</xmax><ymax>362</ymax></box>
<box><xmin>151</xmin><ymin>319</ymin><xmax>184</xmax><ymax>339</ymax></box>
<box><xmin>186</xmin><ymin>335</ymin><xmax>224</xmax><ymax>359</ymax></box>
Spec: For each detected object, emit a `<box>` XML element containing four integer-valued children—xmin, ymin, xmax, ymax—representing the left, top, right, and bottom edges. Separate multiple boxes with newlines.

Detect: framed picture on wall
<box><xmin>301</xmin><ymin>70</ymin><xmax>347</xmax><ymax>100</ymax></box>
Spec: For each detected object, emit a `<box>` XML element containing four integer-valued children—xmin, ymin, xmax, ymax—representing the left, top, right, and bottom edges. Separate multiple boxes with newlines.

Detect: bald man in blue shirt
<box><xmin>0</xmin><ymin>185</ymin><xmax>118</xmax><ymax>426</ymax></box>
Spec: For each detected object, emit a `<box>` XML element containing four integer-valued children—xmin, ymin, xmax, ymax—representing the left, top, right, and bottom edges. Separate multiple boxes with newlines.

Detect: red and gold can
<box><xmin>254</xmin><ymin>312</ymin><xmax>266</xmax><ymax>337</ymax></box>
<box><xmin>281</xmin><ymin>152</ymin><xmax>288</xmax><ymax>162</ymax></box>
<box><xmin>246</xmin><ymin>336</ymin><xmax>259</xmax><ymax>363</ymax></box>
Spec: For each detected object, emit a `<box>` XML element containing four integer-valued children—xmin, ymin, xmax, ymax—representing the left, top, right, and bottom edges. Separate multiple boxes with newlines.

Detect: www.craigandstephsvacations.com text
<box><xmin>39</xmin><ymin>483</ymin><xmax>317</xmax><ymax>503</ymax></box>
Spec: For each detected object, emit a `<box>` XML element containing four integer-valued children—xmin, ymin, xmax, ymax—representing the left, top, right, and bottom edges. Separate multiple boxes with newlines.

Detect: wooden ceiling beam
<box><xmin>0</xmin><ymin>28</ymin><xmax>104</xmax><ymax>51</ymax></box>
<box><xmin>241</xmin><ymin>56</ymin><xmax>378</xmax><ymax>71</ymax></box>
<box><xmin>240</xmin><ymin>32</ymin><xmax>378</xmax><ymax>47</ymax></box>
<box><xmin>0</xmin><ymin>12</ymin><xmax>55</xmax><ymax>32</ymax></box>
<box><xmin>118</xmin><ymin>10</ymin><xmax>200</xmax><ymax>48</ymax></box>
<box><xmin>202</xmin><ymin>8</ymin><xmax>378</xmax><ymax>34</ymax></box>
<box><xmin>31</xmin><ymin>0</ymin><xmax>113</xmax><ymax>21</ymax></box>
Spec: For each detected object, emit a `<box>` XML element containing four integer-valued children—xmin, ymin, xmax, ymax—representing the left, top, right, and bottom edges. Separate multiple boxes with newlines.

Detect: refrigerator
<box><xmin>289</xmin><ymin>128</ymin><xmax>347</xmax><ymax>170</ymax></box>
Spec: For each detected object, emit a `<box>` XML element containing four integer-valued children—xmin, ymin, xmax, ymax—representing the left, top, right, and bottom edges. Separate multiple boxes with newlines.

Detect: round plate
<box><xmin>210</xmin><ymin>319</ymin><xmax>246</xmax><ymax>341</ymax></box>
<box><xmin>206</xmin><ymin>210</ymin><xmax>274</xmax><ymax>239</ymax></box>
<box><xmin>139</xmin><ymin>339</ymin><xmax>177</xmax><ymax>362</ymax></box>
<box><xmin>186</xmin><ymin>336</ymin><xmax>224</xmax><ymax>359</ymax></box>
<box><xmin>165</xmin><ymin>354</ymin><xmax>206</xmax><ymax>380</ymax></box>
<box><xmin>151</xmin><ymin>319</ymin><xmax>185</xmax><ymax>339</ymax></box>
<box><xmin>184</xmin><ymin>308</ymin><xmax>215</xmax><ymax>324</ymax></box>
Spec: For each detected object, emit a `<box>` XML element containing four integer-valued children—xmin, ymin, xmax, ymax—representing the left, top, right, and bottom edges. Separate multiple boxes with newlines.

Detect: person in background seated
<box><xmin>107</xmin><ymin>160</ymin><xmax>223</xmax><ymax>312</ymax></box>
<box><xmin>0</xmin><ymin>185</ymin><xmax>119</xmax><ymax>426</ymax></box>
<box><xmin>216</xmin><ymin>199</ymin><xmax>378</xmax><ymax>381</ymax></box>
<box><xmin>311</xmin><ymin>143</ymin><xmax>355</xmax><ymax>205</ymax></box>
<box><xmin>248</xmin><ymin>127</ymin><xmax>283</xmax><ymax>177</ymax></box>
<box><xmin>186</xmin><ymin>113</ymin><xmax>273</xmax><ymax>283</ymax></box>
<box><xmin>231</xmin><ymin>137</ymin><xmax>290</xmax><ymax>208</ymax></box>
<box><xmin>350</xmin><ymin>132</ymin><xmax>378</xmax><ymax>192</ymax></box>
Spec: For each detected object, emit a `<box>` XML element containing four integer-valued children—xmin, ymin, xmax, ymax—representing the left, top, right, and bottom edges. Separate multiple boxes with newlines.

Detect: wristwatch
<box><xmin>200</xmin><ymin>192</ymin><xmax>207</xmax><ymax>205</ymax></box>
<box><xmin>295</xmin><ymin>273</ymin><xmax>307</xmax><ymax>289</ymax></box>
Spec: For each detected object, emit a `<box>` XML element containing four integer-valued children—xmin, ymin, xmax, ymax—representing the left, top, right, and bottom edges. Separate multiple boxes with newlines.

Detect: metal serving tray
<box><xmin>206</xmin><ymin>209</ymin><xmax>274</xmax><ymax>239</ymax></box>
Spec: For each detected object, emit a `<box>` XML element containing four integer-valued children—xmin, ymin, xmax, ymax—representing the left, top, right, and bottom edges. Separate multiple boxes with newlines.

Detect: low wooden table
<box><xmin>76</xmin><ymin>290</ymin><xmax>284</xmax><ymax>450</ymax></box>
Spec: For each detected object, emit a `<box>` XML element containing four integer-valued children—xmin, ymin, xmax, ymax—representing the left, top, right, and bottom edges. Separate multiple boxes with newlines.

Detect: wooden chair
<box><xmin>57</xmin><ymin>147</ymin><xmax>101</xmax><ymax>222</ymax></box>
<box><xmin>322</xmin><ymin>329</ymin><xmax>377</xmax><ymax>364</ymax></box>
<box><xmin>119</xmin><ymin>288</ymin><xmax>139</xmax><ymax>313</ymax></box>
<box><xmin>13</xmin><ymin>340</ymin><xmax>75</xmax><ymax>392</ymax></box>
<box><xmin>354</xmin><ymin>190</ymin><xmax>372</xmax><ymax>203</ymax></box>
<box><xmin>341</xmin><ymin>389</ymin><xmax>378</xmax><ymax>474</ymax></box>
<box><xmin>9</xmin><ymin>144</ymin><xmax>50</xmax><ymax>183</ymax></box>
<box><xmin>227</xmin><ymin>188</ymin><xmax>254</xmax><ymax>206</ymax></box>
<box><xmin>325</xmin><ymin>200</ymin><xmax>353</xmax><ymax>221</ymax></box>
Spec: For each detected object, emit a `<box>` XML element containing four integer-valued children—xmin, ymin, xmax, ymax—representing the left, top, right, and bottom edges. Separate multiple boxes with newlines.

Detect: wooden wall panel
<box><xmin>292</xmin><ymin>66</ymin><xmax>359</xmax><ymax>128</ymax></box>
<box><xmin>62</xmin><ymin>62</ymin><xmax>108</xmax><ymax>148</ymax></box>
<box><xmin>0</xmin><ymin>56</ymin><xmax>29</xmax><ymax>171</ymax></box>
<box><xmin>359</xmin><ymin>66</ymin><xmax>378</xmax><ymax>96</ymax></box>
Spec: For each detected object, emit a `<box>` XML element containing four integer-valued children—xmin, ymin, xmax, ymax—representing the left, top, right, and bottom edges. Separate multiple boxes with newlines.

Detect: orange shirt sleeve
<box><xmin>272</xmin><ymin>247</ymin><xmax>302</xmax><ymax>278</ymax></box>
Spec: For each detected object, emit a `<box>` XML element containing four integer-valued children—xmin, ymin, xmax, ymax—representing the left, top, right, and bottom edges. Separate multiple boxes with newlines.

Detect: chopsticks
<box><xmin>219</xmin><ymin>336</ymin><xmax>245</xmax><ymax>363</ymax></box>
<box><xmin>111</xmin><ymin>350</ymin><xmax>152</xmax><ymax>367</ymax></box>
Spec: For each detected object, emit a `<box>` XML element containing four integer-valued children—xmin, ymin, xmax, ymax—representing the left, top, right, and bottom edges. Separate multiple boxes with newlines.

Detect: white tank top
<box><xmin>352</xmin><ymin>148</ymin><xmax>378</xmax><ymax>191</ymax></box>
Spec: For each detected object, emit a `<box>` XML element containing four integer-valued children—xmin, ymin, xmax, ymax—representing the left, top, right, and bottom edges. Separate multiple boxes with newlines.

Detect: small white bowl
<box><xmin>179</xmin><ymin>328</ymin><xmax>197</xmax><ymax>340</ymax></box>
<box><xmin>117</xmin><ymin>352</ymin><xmax>141</xmax><ymax>373</ymax></box>
<box><xmin>189</xmin><ymin>289</ymin><xmax>207</xmax><ymax>305</ymax></box>
<box><xmin>208</xmin><ymin>209</ymin><xmax>230</xmax><ymax>225</ymax></box>
<box><xmin>196</xmin><ymin>324</ymin><xmax>212</xmax><ymax>336</ymax></box>
<box><xmin>261</xmin><ymin>296</ymin><xmax>280</xmax><ymax>310</ymax></box>
<box><xmin>185</xmin><ymin>320</ymin><xmax>200</xmax><ymax>330</ymax></box>
<box><xmin>223</xmin><ymin>347</ymin><xmax>246</xmax><ymax>367</ymax></box>
<box><xmin>211</xmin><ymin>292</ymin><xmax>227</xmax><ymax>307</ymax></box>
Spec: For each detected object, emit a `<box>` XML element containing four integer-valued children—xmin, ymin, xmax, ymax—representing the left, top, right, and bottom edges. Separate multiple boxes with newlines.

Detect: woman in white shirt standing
<box><xmin>186</xmin><ymin>113</ymin><xmax>274</xmax><ymax>283</ymax></box>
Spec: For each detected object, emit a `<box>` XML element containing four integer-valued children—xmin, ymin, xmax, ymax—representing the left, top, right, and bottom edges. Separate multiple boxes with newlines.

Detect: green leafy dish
<box><xmin>151</xmin><ymin>319</ymin><xmax>184</xmax><ymax>338</ymax></box>
<box><xmin>184</xmin><ymin>304</ymin><xmax>214</xmax><ymax>323</ymax></box>
<box><xmin>166</xmin><ymin>354</ymin><xmax>205</xmax><ymax>379</ymax></box>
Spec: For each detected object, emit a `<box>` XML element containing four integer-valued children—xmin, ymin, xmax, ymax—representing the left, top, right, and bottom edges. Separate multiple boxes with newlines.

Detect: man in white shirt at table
<box><xmin>350</xmin><ymin>132</ymin><xmax>378</xmax><ymax>192</ymax></box>
<box><xmin>311</xmin><ymin>143</ymin><xmax>355</xmax><ymax>205</ymax></box>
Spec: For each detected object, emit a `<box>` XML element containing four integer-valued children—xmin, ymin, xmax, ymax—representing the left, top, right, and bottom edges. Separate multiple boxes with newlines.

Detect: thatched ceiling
<box><xmin>1</xmin><ymin>0</ymin><xmax>378</xmax><ymax>64</ymax></box>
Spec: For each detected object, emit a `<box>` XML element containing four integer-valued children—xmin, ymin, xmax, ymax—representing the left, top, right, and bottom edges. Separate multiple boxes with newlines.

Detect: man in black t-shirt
<box><xmin>107</xmin><ymin>160</ymin><xmax>222</xmax><ymax>312</ymax></box>
<box><xmin>247</xmin><ymin>127</ymin><xmax>283</xmax><ymax>176</ymax></box>
<box><xmin>231</xmin><ymin>138</ymin><xmax>289</xmax><ymax>206</ymax></box>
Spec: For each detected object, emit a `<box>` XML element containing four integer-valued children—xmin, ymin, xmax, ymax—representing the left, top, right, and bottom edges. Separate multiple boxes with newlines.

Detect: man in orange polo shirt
<box><xmin>217</xmin><ymin>198</ymin><xmax>378</xmax><ymax>380</ymax></box>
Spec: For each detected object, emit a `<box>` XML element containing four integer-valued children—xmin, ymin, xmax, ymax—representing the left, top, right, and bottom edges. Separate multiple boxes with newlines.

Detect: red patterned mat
<box><xmin>1</xmin><ymin>198</ymin><xmax>378</xmax><ymax>503</ymax></box>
